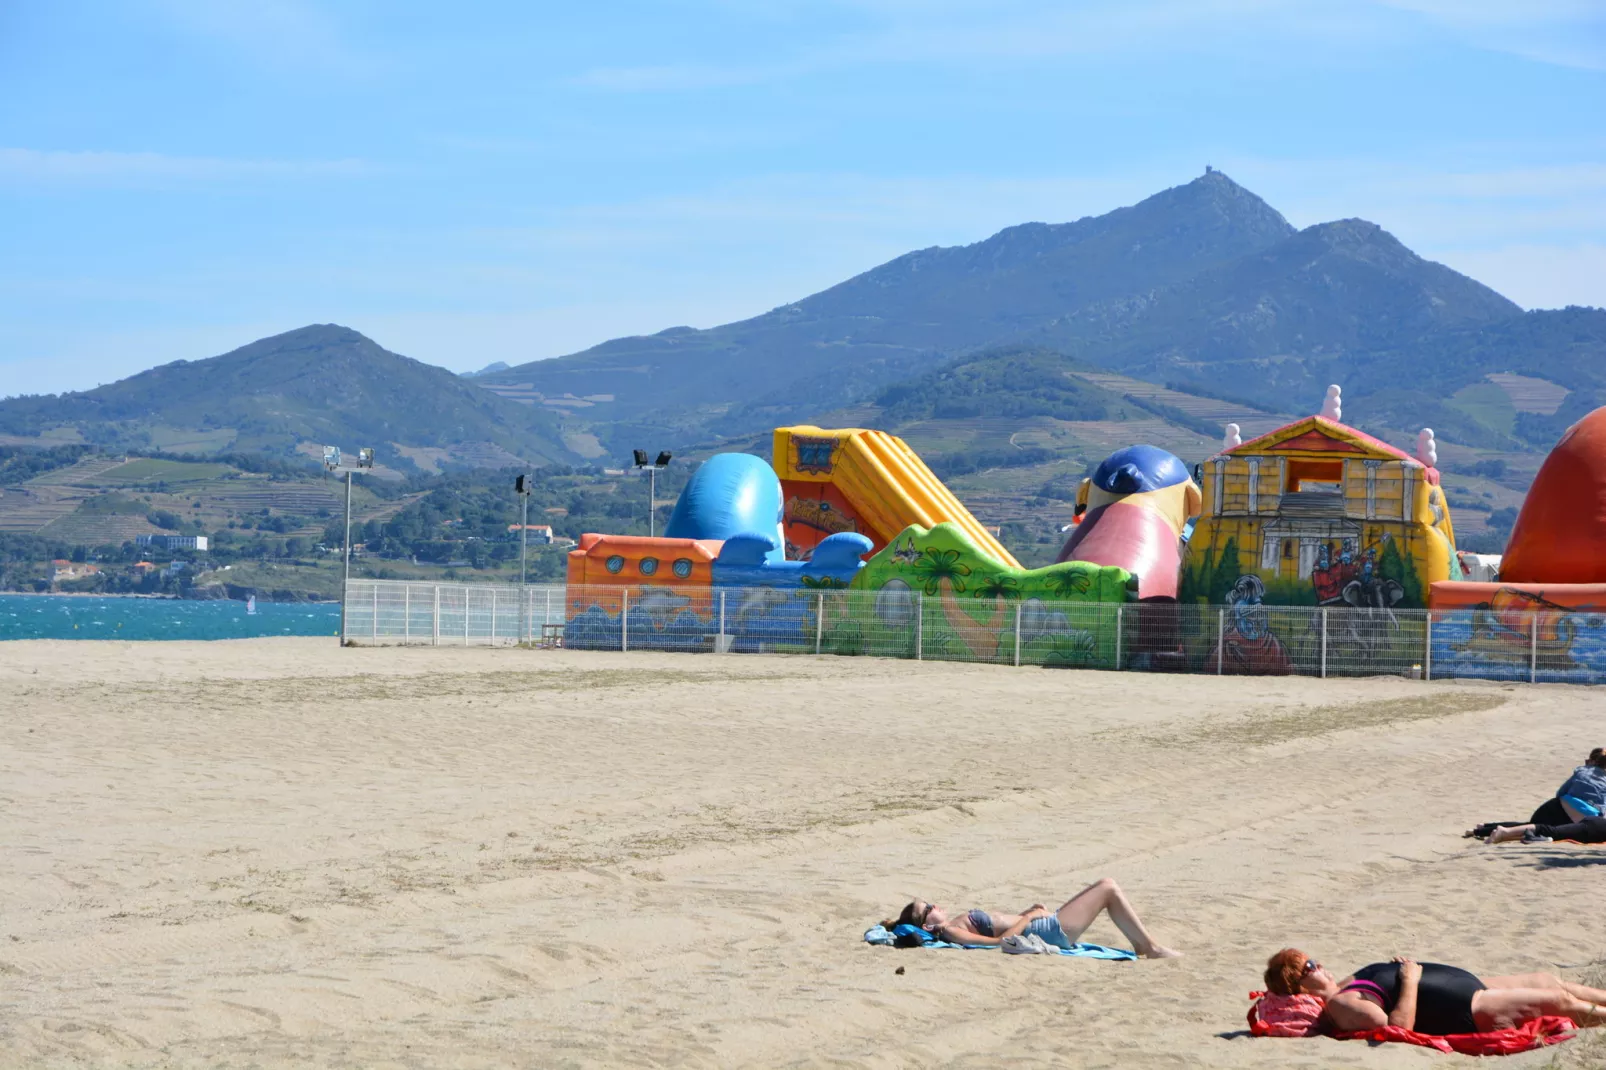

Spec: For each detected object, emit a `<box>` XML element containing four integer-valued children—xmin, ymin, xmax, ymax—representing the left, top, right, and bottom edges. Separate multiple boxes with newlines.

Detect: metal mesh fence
<box><xmin>344</xmin><ymin>581</ymin><xmax>566</xmax><ymax>646</ymax></box>
<box><xmin>340</xmin><ymin>580</ymin><xmax>1605</xmax><ymax>686</ymax></box>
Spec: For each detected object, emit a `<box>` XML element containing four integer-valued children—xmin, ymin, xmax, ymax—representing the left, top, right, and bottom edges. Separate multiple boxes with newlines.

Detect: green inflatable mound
<box><xmin>820</xmin><ymin>522</ymin><xmax>1133</xmax><ymax>665</ymax></box>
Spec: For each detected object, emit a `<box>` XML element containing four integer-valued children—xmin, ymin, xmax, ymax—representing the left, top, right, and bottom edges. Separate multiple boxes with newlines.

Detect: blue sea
<box><xmin>0</xmin><ymin>594</ymin><xmax>342</xmax><ymax>641</ymax></box>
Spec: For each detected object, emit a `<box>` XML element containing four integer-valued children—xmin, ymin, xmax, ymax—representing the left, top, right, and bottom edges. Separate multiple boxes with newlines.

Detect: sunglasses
<box><xmin>1302</xmin><ymin>960</ymin><xmax>1321</xmax><ymax>976</ymax></box>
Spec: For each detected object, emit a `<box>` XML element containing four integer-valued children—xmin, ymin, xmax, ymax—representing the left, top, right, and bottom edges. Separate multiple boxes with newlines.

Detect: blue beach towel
<box><xmin>863</xmin><ymin>923</ymin><xmax>1136</xmax><ymax>960</ymax></box>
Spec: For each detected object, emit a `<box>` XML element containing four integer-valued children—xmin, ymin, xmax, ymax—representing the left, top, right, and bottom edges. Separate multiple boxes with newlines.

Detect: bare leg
<box><xmin>1485</xmin><ymin>973</ymin><xmax>1606</xmax><ymax>1006</ymax></box>
<box><xmin>1488</xmin><ymin>824</ymin><xmax>1535</xmax><ymax>844</ymax></box>
<box><xmin>1473</xmin><ymin>988</ymin><xmax>1606</xmax><ymax>1030</ymax></box>
<box><xmin>1054</xmin><ymin>877</ymin><xmax>1181</xmax><ymax>959</ymax></box>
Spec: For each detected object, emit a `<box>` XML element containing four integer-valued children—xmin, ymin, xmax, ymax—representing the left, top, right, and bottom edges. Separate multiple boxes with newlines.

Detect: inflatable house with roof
<box><xmin>1180</xmin><ymin>390</ymin><xmax>1459</xmax><ymax>609</ymax></box>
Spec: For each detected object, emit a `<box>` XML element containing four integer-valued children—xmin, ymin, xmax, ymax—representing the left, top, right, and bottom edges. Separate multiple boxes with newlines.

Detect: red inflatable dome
<box><xmin>1501</xmin><ymin>406</ymin><xmax>1606</xmax><ymax>584</ymax></box>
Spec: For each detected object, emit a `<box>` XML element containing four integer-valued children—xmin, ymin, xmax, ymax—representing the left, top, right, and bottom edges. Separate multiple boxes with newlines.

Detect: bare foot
<box><xmin>1143</xmin><ymin>946</ymin><xmax>1184</xmax><ymax>959</ymax></box>
<box><xmin>1488</xmin><ymin>826</ymin><xmax>1526</xmax><ymax>844</ymax></box>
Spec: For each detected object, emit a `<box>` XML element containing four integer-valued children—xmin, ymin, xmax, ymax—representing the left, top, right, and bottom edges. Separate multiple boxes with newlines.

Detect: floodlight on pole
<box><xmin>631</xmin><ymin>449</ymin><xmax>672</xmax><ymax>538</ymax></box>
<box><xmin>514</xmin><ymin>473</ymin><xmax>532</xmax><ymax>643</ymax></box>
<box><xmin>325</xmin><ymin>445</ymin><xmax>375</xmax><ymax>646</ymax></box>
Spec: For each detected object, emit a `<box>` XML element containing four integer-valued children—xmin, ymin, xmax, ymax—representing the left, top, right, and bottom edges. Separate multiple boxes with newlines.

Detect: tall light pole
<box><xmin>515</xmin><ymin>473</ymin><xmax>531</xmax><ymax>643</ymax></box>
<box><xmin>326</xmin><ymin>445</ymin><xmax>375</xmax><ymax>645</ymax></box>
<box><xmin>632</xmin><ymin>449</ymin><xmax>672</xmax><ymax>537</ymax></box>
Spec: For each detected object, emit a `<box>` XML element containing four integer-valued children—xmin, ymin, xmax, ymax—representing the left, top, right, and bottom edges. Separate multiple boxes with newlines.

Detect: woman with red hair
<box><xmin>1263</xmin><ymin>949</ymin><xmax>1606</xmax><ymax>1035</ymax></box>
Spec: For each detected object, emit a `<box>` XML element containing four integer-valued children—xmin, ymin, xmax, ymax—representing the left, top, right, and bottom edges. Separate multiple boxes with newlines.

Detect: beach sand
<box><xmin>3</xmin><ymin>638</ymin><xmax>1603</xmax><ymax>1068</ymax></box>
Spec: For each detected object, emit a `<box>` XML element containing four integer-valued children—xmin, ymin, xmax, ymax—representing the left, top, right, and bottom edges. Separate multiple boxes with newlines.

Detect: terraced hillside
<box><xmin>0</xmin><ymin>456</ymin><xmax>137</xmax><ymax>534</ymax></box>
<box><xmin>0</xmin><ymin>451</ymin><xmax>388</xmax><ymax>549</ymax></box>
<box><xmin>1067</xmin><ymin>372</ymin><xmax>1291</xmax><ymax>440</ymax></box>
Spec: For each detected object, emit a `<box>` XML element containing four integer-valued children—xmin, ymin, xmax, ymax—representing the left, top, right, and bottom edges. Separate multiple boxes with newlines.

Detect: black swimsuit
<box><xmin>1344</xmin><ymin>962</ymin><xmax>1485</xmax><ymax>1035</ymax></box>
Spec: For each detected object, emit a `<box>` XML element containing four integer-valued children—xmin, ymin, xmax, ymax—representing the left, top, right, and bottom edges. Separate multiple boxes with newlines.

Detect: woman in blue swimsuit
<box><xmin>886</xmin><ymin>877</ymin><xmax>1181</xmax><ymax>958</ymax></box>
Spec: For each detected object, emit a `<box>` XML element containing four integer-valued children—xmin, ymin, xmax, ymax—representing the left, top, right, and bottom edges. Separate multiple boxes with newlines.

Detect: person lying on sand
<box><xmin>886</xmin><ymin>877</ymin><xmax>1182</xmax><ymax>959</ymax></box>
<box><xmin>1484</xmin><ymin>815</ymin><xmax>1606</xmax><ymax>845</ymax></box>
<box><xmin>1263</xmin><ymin>949</ymin><xmax>1606</xmax><ymax>1034</ymax></box>
<box><xmin>1466</xmin><ymin>746</ymin><xmax>1606</xmax><ymax>839</ymax></box>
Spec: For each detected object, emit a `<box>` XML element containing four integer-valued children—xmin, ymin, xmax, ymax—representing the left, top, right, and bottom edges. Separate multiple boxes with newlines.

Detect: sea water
<box><xmin>0</xmin><ymin>594</ymin><xmax>342</xmax><ymax>641</ymax></box>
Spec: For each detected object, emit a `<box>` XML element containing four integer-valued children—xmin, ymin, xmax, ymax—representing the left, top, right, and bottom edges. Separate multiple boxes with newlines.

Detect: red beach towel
<box><xmin>1247</xmin><ymin>992</ymin><xmax>1576</xmax><ymax>1055</ymax></box>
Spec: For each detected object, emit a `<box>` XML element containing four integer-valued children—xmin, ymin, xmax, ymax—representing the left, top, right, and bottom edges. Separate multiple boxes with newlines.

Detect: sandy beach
<box><xmin>3</xmin><ymin>638</ymin><xmax>1603</xmax><ymax>1068</ymax></box>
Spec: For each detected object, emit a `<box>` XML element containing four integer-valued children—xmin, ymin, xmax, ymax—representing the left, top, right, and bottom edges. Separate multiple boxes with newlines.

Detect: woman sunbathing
<box><xmin>885</xmin><ymin>877</ymin><xmax>1182</xmax><ymax>959</ymax></box>
<box><xmin>1264</xmin><ymin>949</ymin><xmax>1606</xmax><ymax>1034</ymax></box>
<box><xmin>1485</xmin><ymin>815</ymin><xmax>1606</xmax><ymax>845</ymax></box>
<box><xmin>1467</xmin><ymin>746</ymin><xmax>1606</xmax><ymax>838</ymax></box>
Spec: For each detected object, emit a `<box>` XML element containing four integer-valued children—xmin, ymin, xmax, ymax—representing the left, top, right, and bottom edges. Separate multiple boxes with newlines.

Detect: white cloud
<box><xmin>576</xmin><ymin>0</ymin><xmax>1602</xmax><ymax>93</ymax></box>
<box><xmin>574</xmin><ymin>60</ymin><xmax>813</xmax><ymax>92</ymax></box>
<box><xmin>573</xmin><ymin>0</ymin><xmax>1408</xmax><ymax>92</ymax></box>
<box><xmin>1377</xmin><ymin>0</ymin><xmax>1606</xmax><ymax>70</ymax></box>
<box><xmin>141</xmin><ymin>0</ymin><xmax>377</xmax><ymax>76</ymax></box>
<box><xmin>0</xmin><ymin>148</ymin><xmax>369</xmax><ymax>186</ymax></box>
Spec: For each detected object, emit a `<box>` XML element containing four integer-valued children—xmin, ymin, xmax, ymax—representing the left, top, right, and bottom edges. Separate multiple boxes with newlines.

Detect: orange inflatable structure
<box><xmin>1425</xmin><ymin>406</ymin><xmax>1606</xmax><ymax>683</ymax></box>
<box><xmin>1500</xmin><ymin>406</ymin><xmax>1606</xmax><ymax>584</ymax></box>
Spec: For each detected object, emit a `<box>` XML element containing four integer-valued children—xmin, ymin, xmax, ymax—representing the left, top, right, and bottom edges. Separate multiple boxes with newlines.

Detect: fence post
<box><xmin>1530</xmin><ymin>612</ymin><xmax>1538</xmax><ymax>684</ymax></box>
<box><xmin>432</xmin><ymin>585</ymin><xmax>440</xmax><ymax>646</ymax></box>
<box><xmin>621</xmin><ymin>592</ymin><xmax>629</xmax><ymax>653</ymax></box>
<box><xmin>545</xmin><ymin>588</ymin><xmax>553</xmax><ymax>639</ymax></box>
<box><xmin>915</xmin><ymin>593</ymin><xmax>923</xmax><ymax>661</ymax></box>
<box><xmin>490</xmin><ymin>588</ymin><xmax>498</xmax><ymax>645</ymax></box>
<box><xmin>1320</xmin><ymin>608</ymin><xmax>1327</xmax><ymax>679</ymax></box>
<box><xmin>464</xmin><ymin>588</ymin><xmax>470</xmax><ymax>646</ymax></box>
<box><xmin>372</xmin><ymin>583</ymin><xmax>379</xmax><ymax>643</ymax></box>
<box><xmin>718</xmin><ymin>589</ymin><xmax>726</xmax><ymax>653</ymax></box>
<box><xmin>815</xmin><ymin>592</ymin><xmax>824</xmax><ymax>655</ymax></box>
<box><xmin>1013</xmin><ymin>601</ymin><xmax>1022</xmax><ymax>667</ymax></box>
<box><xmin>1114</xmin><ymin>604</ymin><xmax>1123</xmax><ymax>671</ymax></box>
<box><xmin>1216</xmin><ymin>608</ymin><xmax>1224</xmax><ymax>675</ymax></box>
<box><xmin>1424</xmin><ymin>611</ymin><xmax>1432</xmax><ymax>682</ymax></box>
<box><xmin>404</xmin><ymin>586</ymin><xmax>410</xmax><ymax>645</ymax></box>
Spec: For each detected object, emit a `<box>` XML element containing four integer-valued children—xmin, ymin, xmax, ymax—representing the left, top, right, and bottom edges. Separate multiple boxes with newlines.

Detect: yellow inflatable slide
<box><xmin>772</xmin><ymin>425</ymin><xmax>1019</xmax><ymax>567</ymax></box>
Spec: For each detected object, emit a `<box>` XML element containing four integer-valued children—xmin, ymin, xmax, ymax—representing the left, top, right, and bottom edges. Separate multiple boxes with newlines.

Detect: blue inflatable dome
<box><xmin>1090</xmin><ymin>445</ymin><xmax>1190</xmax><ymax>496</ymax></box>
<box><xmin>663</xmin><ymin>453</ymin><xmax>785</xmax><ymax>563</ymax></box>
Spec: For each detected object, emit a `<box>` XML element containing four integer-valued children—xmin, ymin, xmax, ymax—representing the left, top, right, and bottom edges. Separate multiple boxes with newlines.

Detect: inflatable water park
<box><xmin>565</xmin><ymin>395</ymin><xmax>1606</xmax><ymax>683</ymax></box>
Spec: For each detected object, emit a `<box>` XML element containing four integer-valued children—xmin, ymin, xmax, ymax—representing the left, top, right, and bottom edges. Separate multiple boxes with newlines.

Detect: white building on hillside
<box><xmin>136</xmin><ymin>534</ymin><xmax>209</xmax><ymax>551</ymax></box>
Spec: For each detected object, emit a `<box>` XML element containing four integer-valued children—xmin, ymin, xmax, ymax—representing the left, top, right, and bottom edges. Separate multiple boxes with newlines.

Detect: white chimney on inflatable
<box><xmin>1416</xmin><ymin>427</ymin><xmax>1437</xmax><ymax>468</ymax></box>
<box><xmin>1223</xmin><ymin>423</ymin><xmax>1242</xmax><ymax>449</ymax></box>
<box><xmin>1320</xmin><ymin>384</ymin><xmax>1342</xmax><ymax>422</ymax></box>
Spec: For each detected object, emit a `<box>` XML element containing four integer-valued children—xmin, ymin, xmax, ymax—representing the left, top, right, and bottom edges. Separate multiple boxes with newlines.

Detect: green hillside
<box><xmin>0</xmin><ymin>325</ymin><xmax>575</xmax><ymax>469</ymax></box>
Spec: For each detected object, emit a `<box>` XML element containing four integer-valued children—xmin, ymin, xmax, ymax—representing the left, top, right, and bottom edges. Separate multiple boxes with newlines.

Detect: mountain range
<box><xmin>2</xmin><ymin>171</ymin><xmax>1603</xmax><ymax>476</ymax></box>
<box><xmin>477</xmin><ymin>170</ymin><xmax>1605</xmax><ymax>455</ymax></box>
<box><xmin>0</xmin><ymin>325</ymin><xmax>571</xmax><ymax>470</ymax></box>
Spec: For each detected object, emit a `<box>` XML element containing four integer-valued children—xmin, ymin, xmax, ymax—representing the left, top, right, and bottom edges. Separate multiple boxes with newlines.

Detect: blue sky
<box><xmin>2</xmin><ymin>0</ymin><xmax>1603</xmax><ymax>397</ymax></box>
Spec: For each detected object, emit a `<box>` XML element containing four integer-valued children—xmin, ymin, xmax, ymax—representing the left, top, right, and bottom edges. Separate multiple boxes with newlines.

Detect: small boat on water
<box><xmin>246</xmin><ymin>595</ymin><xmax>257</xmax><ymax>615</ymax></box>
